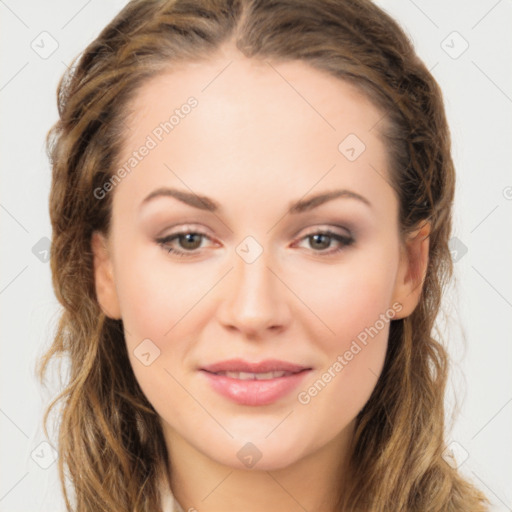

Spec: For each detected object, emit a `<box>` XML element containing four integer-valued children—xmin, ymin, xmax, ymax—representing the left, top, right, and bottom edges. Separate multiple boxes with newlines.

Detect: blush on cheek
<box><xmin>322</xmin><ymin>292</ymin><xmax>392</xmax><ymax>348</ymax></box>
<box><xmin>340</xmin><ymin>328</ymin><xmax>388</xmax><ymax>394</ymax></box>
<box><xmin>309</xmin><ymin>289</ymin><xmax>392</xmax><ymax>402</ymax></box>
<box><xmin>116</xmin><ymin>269</ymin><xmax>178</xmax><ymax>338</ymax></box>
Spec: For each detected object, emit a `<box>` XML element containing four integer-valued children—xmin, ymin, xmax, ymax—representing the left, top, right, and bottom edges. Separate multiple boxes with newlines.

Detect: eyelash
<box><xmin>155</xmin><ymin>227</ymin><xmax>355</xmax><ymax>259</ymax></box>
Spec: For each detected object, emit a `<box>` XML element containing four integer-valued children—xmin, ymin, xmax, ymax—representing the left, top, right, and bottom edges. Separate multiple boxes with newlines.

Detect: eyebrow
<box><xmin>139</xmin><ymin>187</ymin><xmax>372</xmax><ymax>214</ymax></box>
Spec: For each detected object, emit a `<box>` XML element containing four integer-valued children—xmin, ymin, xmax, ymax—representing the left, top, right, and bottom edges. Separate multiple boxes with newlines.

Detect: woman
<box><xmin>37</xmin><ymin>0</ymin><xmax>490</xmax><ymax>510</ymax></box>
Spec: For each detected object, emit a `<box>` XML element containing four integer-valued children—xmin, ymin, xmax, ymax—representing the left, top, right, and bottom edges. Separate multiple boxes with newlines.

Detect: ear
<box><xmin>391</xmin><ymin>220</ymin><xmax>430</xmax><ymax>319</ymax></box>
<box><xmin>91</xmin><ymin>230</ymin><xmax>121</xmax><ymax>320</ymax></box>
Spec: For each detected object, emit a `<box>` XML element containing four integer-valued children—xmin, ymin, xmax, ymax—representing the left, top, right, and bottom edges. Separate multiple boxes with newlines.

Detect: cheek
<box><xmin>293</xmin><ymin>248</ymin><xmax>397</xmax><ymax>411</ymax></box>
<box><xmin>114</xmin><ymin>243</ymin><xmax>199</xmax><ymax>341</ymax></box>
<box><xmin>115</xmin><ymin>248</ymin><xmax>199</xmax><ymax>411</ymax></box>
<box><xmin>294</xmin><ymin>246</ymin><xmax>399</xmax><ymax>348</ymax></box>
<box><xmin>296</xmin><ymin>286</ymin><xmax>391</xmax><ymax>435</ymax></box>
<box><xmin>114</xmin><ymin>243</ymin><xmax>217</xmax><ymax>401</ymax></box>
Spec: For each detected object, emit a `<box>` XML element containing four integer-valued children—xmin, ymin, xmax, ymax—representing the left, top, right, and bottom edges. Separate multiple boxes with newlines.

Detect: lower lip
<box><xmin>200</xmin><ymin>370</ymin><xmax>311</xmax><ymax>406</ymax></box>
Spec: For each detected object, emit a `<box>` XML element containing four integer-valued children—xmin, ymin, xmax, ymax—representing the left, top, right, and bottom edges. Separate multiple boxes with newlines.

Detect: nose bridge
<box><xmin>218</xmin><ymin>237</ymin><xmax>289</xmax><ymax>334</ymax></box>
<box><xmin>235</xmin><ymin>244</ymin><xmax>274</xmax><ymax>302</ymax></box>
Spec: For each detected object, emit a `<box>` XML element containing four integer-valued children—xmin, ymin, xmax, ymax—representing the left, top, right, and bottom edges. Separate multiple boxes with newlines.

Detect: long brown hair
<box><xmin>37</xmin><ymin>0</ymin><xmax>489</xmax><ymax>510</ymax></box>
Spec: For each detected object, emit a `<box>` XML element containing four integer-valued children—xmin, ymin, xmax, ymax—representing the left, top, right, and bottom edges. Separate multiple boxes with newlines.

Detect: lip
<box><xmin>201</xmin><ymin>358</ymin><xmax>310</xmax><ymax>374</ymax></box>
<box><xmin>199</xmin><ymin>359</ymin><xmax>312</xmax><ymax>406</ymax></box>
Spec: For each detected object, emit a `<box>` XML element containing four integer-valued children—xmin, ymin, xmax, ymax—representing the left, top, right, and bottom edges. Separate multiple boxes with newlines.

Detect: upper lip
<box><xmin>200</xmin><ymin>359</ymin><xmax>311</xmax><ymax>374</ymax></box>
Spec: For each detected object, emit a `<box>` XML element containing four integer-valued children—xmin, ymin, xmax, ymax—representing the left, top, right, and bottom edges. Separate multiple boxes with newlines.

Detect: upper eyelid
<box><xmin>158</xmin><ymin>223</ymin><xmax>352</xmax><ymax>236</ymax></box>
<box><xmin>299</xmin><ymin>225</ymin><xmax>352</xmax><ymax>236</ymax></box>
<box><xmin>156</xmin><ymin>224</ymin><xmax>214</xmax><ymax>239</ymax></box>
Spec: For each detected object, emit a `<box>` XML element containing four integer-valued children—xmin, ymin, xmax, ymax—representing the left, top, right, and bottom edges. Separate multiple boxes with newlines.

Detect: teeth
<box><xmin>216</xmin><ymin>370</ymin><xmax>291</xmax><ymax>380</ymax></box>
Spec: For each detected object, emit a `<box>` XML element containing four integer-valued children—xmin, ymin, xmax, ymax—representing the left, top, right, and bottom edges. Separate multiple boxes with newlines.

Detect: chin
<box><xmin>199</xmin><ymin>432</ymin><xmax>313</xmax><ymax>472</ymax></box>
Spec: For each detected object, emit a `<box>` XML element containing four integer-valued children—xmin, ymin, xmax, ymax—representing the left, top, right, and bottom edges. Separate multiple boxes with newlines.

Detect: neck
<box><xmin>164</xmin><ymin>422</ymin><xmax>355</xmax><ymax>512</ymax></box>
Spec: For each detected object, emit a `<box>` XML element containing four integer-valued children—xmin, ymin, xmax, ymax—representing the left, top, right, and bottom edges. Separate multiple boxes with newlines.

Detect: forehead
<box><xmin>114</xmin><ymin>49</ymin><xmax>394</xmax><ymax>216</ymax></box>
<box><xmin>124</xmin><ymin>50</ymin><xmax>385</xmax><ymax>144</ymax></box>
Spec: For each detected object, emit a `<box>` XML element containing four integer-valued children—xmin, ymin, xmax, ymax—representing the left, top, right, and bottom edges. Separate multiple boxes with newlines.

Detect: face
<box><xmin>92</xmin><ymin>45</ymin><xmax>428</xmax><ymax>472</ymax></box>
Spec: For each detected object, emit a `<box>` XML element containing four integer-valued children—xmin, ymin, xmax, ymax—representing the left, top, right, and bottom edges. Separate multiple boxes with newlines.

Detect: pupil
<box><xmin>181</xmin><ymin>233</ymin><xmax>201</xmax><ymax>249</ymax></box>
<box><xmin>311</xmin><ymin>234</ymin><xmax>330</xmax><ymax>249</ymax></box>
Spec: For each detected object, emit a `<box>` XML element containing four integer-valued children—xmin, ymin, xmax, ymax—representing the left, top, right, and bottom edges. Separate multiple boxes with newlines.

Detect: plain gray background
<box><xmin>1</xmin><ymin>1</ymin><xmax>511</xmax><ymax>511</ymax></box>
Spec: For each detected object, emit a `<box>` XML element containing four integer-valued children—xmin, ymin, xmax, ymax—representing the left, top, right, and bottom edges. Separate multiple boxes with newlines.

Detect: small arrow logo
<box><xmin>30</xmin><ymin>31</ymin><xmax>59</xmax><ymax>59</ymax></box>
<box><xmin>338</xmin><ymin>134</ymin><xmax>366</xmax><ymax>161</ymax></box>
<box><xmin>440</xmin><ymin>31</ymin><xmax>468</xmax><ymax>60</ymax></box>
<box><xmin>134</xmin><ymin>339</ymin><xmax>161</xmax><ymax>366</ymax></box>
<box><xmin>237</xmin><ymin>442</ymin><xmax>262</xmax><ymax>468</ymax></box>
<box><xmin>448</xmin><ymin>237</ymin><xmax>468</xmax><ymax>263</ymax></box>
<box><xmin>30</xmin><ymin>441</ymin><xmax>58</xmax><ymax>468</ymax></box>
<box><xmin>32</xmin><ymin>236</ymin><xmax>51</xmax><ymax>263</ymax></box>
<box><xmin>236</xmin><ymin>236</ymin><xmax>263</xmax><ymax>264</ymax></box>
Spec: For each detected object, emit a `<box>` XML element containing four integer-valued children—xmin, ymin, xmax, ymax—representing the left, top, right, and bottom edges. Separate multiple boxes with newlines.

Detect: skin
<box><xmin>92</xmin><ymin>44</ymin><xmax>430</xmax><ymax>512</ymax></box>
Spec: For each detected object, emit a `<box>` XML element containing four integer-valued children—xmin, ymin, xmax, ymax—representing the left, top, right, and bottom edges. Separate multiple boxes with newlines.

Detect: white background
<box><xmin>1</xmin><ymin>1</ymin><xmax>511</xmax><ymax>511</ymax></box>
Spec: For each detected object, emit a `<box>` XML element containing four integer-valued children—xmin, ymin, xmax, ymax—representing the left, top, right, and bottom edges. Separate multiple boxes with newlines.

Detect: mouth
<box><xmin>199</xmin><ymin>359</ymin><xmax>312</xmax><ymax>406</ymax></box>
<box><xmin>206</xmin><ymin>370</ymin><xmax>300</xmax><ymax>380</ymax></box>
<box><xmin>200</xmin><ymin>358</ymin><xmax>310</xmax><ymax>374</ymax></box>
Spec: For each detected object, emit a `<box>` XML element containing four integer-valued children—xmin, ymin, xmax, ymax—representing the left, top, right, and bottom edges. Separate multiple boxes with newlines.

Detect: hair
<box><xmin>37</xmin><ymin>0</ymin><xmax>490</xmax><ymax>510</ymax></box>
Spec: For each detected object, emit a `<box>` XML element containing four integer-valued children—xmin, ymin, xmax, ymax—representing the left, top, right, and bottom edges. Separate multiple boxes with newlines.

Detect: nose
<box><xmin>216</xmin><ymin>248</ymin><xmax>291</xmax><ymax>338</ymax></box>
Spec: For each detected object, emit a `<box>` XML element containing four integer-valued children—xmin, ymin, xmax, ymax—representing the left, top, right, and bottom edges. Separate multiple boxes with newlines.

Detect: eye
<box><xmin>155</xmin><ymin>227</ymin><xmax>355</xmax><ymax>259</ymax></box>
<box><xmin>156</xmin><ymin>229</ymin><xmax>214</xmax><ymax>258</ymax></box>
<box><xmin>294</xmin><ymin>229</ymin><xmax>354</xmax><ymax>256</ymax></box>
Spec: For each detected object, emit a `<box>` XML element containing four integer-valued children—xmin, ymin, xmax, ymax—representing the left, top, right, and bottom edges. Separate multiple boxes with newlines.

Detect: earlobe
<box><xmin>91</xmin><ymin>231</ymin><xmax>122</xmax><ymax>320</ymax></box>
<box><xmin>391</xmin><ymin>220</ymin><xmax>430</xmax><ymax>320</ymax></box>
